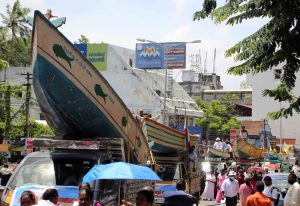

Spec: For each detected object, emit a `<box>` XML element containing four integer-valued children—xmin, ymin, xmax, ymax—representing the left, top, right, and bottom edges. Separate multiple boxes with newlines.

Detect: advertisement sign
<box><xmin>230</xmin><ymin>129</ymin><xmax>237</xmax><ymax>142</ymax></box>
<box><xmin>135</xmin><ymin>43</ymin><xmax>164</xmax><ymax>69</ymax></box>
<box><xmin>75</xmin><ymin>43</ymin><xmax>108</xmax><ymax>71</ymax></box>
<box><xmin>164</xmin><ymin>42</ymin><xmax>186</xmax><ymax>69</ymax></box>
<box><xmin>135</xmin><ymin>42</ymin><xmax>186</xmax><ymax>69</ymax></box>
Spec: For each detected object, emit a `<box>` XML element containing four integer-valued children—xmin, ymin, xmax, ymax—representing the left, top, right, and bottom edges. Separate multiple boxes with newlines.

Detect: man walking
<box><xmin>284</xmin><ymin>173</ymin><xmax>300</xmax><ymax>206</ymax></box>
<box><xmin>246</xmin><ymin>181</ymin><xmax>271</xmax><ymax>206</ymax></box>
<box><xmin>263</xmin><ymin>176</ymin><xmax>279</xmax><ymax>206</ymax></box>
<box><xmin>221</xmin><ymin>171</ymin><xmax>239</xmax><ymax>206</ymax></box>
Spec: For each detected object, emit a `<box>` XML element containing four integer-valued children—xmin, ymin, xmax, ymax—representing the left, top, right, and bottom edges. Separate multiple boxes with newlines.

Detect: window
<box><xmin>274</xmin><ymin>69</ymin><xmax>282</xmax><ymax>80</ymax></box>
<box><xmin>155</xmin><ymin>90</ymin><xmax>161</xmax><ymax>96</ymax></box>
<box><xmin>9</xmin><ymin>157</ymin><xmax>95</xmax><ymax>188</ymax></box>
<box><xmin>189</xmin><ymin>118</ymin><xmax>193</xmax><ymax>126</ymax></box>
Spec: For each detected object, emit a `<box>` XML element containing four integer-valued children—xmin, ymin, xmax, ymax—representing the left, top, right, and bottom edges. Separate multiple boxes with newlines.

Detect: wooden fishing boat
<box><xmin>31</xmin><ymin>11</ymin><xmax>150</xmax><ymax>163</ymax></box>
<box><xmin>140</xmin><ymin>118</ymin><xmax>198</xmax><ymax>154</ymax></box>
<box><xmin>234</xmin><ymin>136</ymin><xmax>268</xmax><ymax>159</ymax></box>
<box><xmin>207</xmin><ymin>146</ymin><xmax>231</xmax><ymax>158</ymax></box>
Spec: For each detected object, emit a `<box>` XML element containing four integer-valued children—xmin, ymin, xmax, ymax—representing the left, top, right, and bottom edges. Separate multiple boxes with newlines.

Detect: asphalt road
<box><xmin>199</xmin><ymin>200</ymin><xmax>224</xmax><ymax>206</ymax></box>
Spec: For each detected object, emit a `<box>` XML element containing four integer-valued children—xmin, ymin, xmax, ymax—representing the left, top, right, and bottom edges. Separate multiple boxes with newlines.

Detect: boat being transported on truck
<box><xmin>31</xmin><ymin>11</ymin><xmax>150</xmax><ymax>163</ymax></box>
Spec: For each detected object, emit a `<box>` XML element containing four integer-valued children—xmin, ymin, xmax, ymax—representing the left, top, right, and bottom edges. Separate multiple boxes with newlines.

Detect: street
<box><xmin>199</xmin><ymin>200</ymin><xmax>225</xmax><ymax>206</ymax></box>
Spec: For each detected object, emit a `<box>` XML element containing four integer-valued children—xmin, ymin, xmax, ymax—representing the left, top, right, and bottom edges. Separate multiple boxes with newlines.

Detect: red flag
<box><xmin>184</xmin><ymin>118</ymin><xmax>190</xmax><ymax>147</ymax></box>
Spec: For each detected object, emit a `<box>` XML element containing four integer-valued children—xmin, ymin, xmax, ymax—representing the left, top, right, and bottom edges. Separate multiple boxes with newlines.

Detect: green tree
<box><xmin>0</xmin><ymin>118</ymin><xmax>54</xmax><ymax>142</ymax></box>
<box><xmin>240</xmin><ymin>80</ymin><xmax>251</xmax><ymax>90</ymax></box>
<box><xmin>194</xmin><ymin>99</ymin><xmax>240</xmax><ymax>139</ymax></box>
<box><xmin>75</xmin><ymin>34</ymin><xmax>90</xmax><ymax>44</ymax></box>
<box><xmin>0</xmin><ymin>0</ymin><xmax>31</xmax><ymax>66</ymax></box>
<box><xmin>193</xmin><ymin>0</ymin><xmax>300</xmax><ymax>119</ymax></box>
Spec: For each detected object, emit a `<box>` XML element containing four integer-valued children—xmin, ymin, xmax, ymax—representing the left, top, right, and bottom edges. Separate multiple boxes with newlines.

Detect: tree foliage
<box><xmin>194</xmin><ymin>98</ymin><xmax>240</xmax><ymax>138</ymax></box>
<box><xmin>0</xmin><ymin>0</ymin><xmax>31</xmax><ymax>66</ymax></box>
<box><xmin>0</xmin><ymin>118</ymin><xmax>54</xmax><ymax>142</ymax></box>
<box><xmin>193</xmin><ymin>0</ymin><xmax>300</xmax><ymax>119</ymax></box>
<box><xmin>78</xmin><ymin>35</ymin><xmax>90</xmax><ymax>44</ymax></box>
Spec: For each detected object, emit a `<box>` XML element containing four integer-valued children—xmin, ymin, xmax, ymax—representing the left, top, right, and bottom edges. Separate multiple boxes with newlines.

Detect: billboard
<box><xmin>164</xmin><ymin>42</ymin><xmax>186</xmax><ymax>69</ymax></box>
<box><xmin>75</xmin><ymin>43</ymin><xmax>108</xmax><ymax>71</ymax></box>
<box><xmin>135</xmin><ymin>42</ymin><xmax>186</xmax><ymax>69</ymax></box>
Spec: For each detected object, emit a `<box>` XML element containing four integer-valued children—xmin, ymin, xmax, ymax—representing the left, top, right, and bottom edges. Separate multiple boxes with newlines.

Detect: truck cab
<box><xmin>1</xmin><ymin>138</ymin><xmax>124</xmax><ymax>206</ymax></box>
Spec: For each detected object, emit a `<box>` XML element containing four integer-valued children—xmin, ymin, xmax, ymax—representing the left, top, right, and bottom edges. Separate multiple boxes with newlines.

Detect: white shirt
<box><xmin>37</xmin><ymin>200</ymin><xmax>56</xmax><ymax>206</ymax></box>
<box><xmin>213</xmin><ymin>141</ymin><xmax>223</xmax><ymax>150</ymax></box>
<box><xmin>221</xmin><ymin>178</ymin><xmax>239</xmax><ymax>197</ymax></box>
<box><xmin>263</xmin><ymin>185</ymin><xmax>278</xmax><ymax>206</ymax></box>
<box><xmin>284</xmin><ymin>182</ymin><xmax>300</xmax><ymax>206</ymax></box>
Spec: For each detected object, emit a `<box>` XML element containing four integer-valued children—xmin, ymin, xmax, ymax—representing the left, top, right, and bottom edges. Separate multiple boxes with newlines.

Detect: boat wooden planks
<box><xmin>32</xmin><ymin>11</ymin><xmax>150</xmax><ymax>164</ymax></box>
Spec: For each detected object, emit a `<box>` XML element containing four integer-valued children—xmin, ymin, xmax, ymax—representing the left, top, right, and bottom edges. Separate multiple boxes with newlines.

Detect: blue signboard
<box><xmin>135</xmin><ymin>42</ymin><xmax>186</xmax><ymax>69</ymax></box>
<box><xmin>74</xmin><ymin>43</ymin><xmax>87</xmax><ymax>57</ymax></box>
<box><xmin>164</xmin><ymin>42</ymin><xmax>186</xmax><ymax>69</ymax></box>
<box><xmin>135</xmin><ymin>43</ymin><xmax>164</xmax><ymax>69</ymax></box>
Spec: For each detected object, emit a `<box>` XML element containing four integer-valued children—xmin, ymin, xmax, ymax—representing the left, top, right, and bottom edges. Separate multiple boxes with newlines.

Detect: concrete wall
<box><xmin>247</xmin><ymin>67</ymin><xmax>300</xmax><ymax>145</ymax></box>
<box><xmin>102</xmin><ymin>45</ymin><xmax>162</xmax><ymax>118</ymax></box>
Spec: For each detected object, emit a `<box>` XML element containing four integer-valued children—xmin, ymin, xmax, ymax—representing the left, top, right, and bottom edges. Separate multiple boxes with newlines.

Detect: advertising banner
<box><xmin>164</xmin><ymin>42</ymin><xmax>186</xmax><ymax>69</ymax></box>
<box><xmin>75</xmin><ymin>43</ymin><xmax>108</xmax><ymax>71</ymax></box>
<box><xmin>135</xmin><ymin>42</ymin><xmax>186</xmax><ymax>69</ymax></box>
<box><xmin>135</xmin><ymin>43</ymin><xmax>164</xmax><ymax>69</ymax></box>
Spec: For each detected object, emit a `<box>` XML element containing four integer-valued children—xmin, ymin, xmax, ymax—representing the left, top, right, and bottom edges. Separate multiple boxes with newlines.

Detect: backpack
<box><xmin>271</xmin><ymin>186</ymin><xmax>280</xmax><ymax>206</ymax></box>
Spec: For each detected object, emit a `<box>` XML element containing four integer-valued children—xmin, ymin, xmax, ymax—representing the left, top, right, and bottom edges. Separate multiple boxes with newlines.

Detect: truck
<box><xmin>1</xmin><ymin>11</ymin><xmax>153</xmax><ymax>206</ymax></box>
<box><xmin>153</xmin><ymin>137</ymin><xmax>201</xmax><ymax>205</ymax></box>
<box><xmin>1</xmin><ymin>137</ymin><xmax>153</xmax><ymax>206</ymax></box>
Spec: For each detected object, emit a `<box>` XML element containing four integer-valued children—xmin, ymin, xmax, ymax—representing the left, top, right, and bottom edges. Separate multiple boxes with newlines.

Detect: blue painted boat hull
<box><xmin>33</xmin><ymin>54</ymin><xmax>120</xmax><ymax>139</ymax></box>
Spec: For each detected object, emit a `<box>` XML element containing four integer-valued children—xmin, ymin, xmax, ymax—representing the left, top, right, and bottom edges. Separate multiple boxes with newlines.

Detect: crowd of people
<box><xmin>200</xmin><ymin>165</ymin><xmax>300</xmax><ymax>206</ymax></box>
<box><xmin>19</xmin><ymin>180</ymin><xmax>198</xmax><ymax>206</ymax></box>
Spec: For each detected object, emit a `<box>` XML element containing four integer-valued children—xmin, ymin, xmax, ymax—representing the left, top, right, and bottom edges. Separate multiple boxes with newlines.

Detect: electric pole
<box><xmin>21</xmin><ymin>72</ymin><xmax>32</xmax><ymax>138</ymax></box>
<box><xmin>4</xmin><ymin>85</ymin><xmax>11</xmax><ymax>143</ymax></box>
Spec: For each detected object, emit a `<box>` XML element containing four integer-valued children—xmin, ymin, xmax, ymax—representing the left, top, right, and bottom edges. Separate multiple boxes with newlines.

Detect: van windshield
<box><xmin>9</xmin><ymin>157</ymin><xmax>94</xmax><ymax>188</ymax></box>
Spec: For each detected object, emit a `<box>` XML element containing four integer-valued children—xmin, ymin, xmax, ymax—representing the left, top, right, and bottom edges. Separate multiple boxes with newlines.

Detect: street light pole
<box><xmin>136</xmin><ymin>38</ymin><xmax>201</xmax><ymax>125</ymax></box>
<box><xmin>163</xmin><ymin>44</ymin><xmax>168</xmax><ymax>125</ymax></box>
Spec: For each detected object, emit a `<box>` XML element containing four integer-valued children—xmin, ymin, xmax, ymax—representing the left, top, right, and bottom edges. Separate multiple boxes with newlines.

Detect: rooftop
<box><xmin>241</xmin><ymin>120</ymin><xmax>264</xmax><ymax>136</ymax></box>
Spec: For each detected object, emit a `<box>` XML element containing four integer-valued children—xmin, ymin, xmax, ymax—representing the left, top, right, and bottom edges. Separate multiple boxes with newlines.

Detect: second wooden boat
<box><xmin>207</xmin><ymin>146</ymin><xmax>231</xmax><ymax>158</ymax></box>
<box><xmin>234</xmin><ymin>136</ymin><xmax>268</xmax><ymax>159</ymax></box>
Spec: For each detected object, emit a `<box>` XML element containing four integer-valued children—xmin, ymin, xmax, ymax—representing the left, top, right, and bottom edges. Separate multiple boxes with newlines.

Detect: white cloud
<box><xmin>168</xmin><ymin>0</ymin><xmax>187</xmax><ymax>17</ymax></box>
<box><xmin>160</xmin><ymin>25</ymin><xmax>191</xmax><ymax>42</ymax></box>
<box><xmin>20</xmin><ymin>0</ymin><xmax>46</xmax><ymax>10</ymax></box>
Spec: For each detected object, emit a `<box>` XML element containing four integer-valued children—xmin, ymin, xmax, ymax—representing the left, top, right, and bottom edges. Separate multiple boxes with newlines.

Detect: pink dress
<box><xmin>216</xmin><ymin>174</ymin><xmax>226</xmax><ymax>203</ymax></box>
<box><xmin>239</xmin><ymin>183</ymin><xmax>254</xmax><ymax>206</ymax></box>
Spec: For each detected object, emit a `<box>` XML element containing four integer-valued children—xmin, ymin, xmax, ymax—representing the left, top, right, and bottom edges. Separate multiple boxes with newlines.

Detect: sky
<box><xmin>0</xmin><ymin>0</ymin><xmax>268</xmax><ymax>89</ymax></box>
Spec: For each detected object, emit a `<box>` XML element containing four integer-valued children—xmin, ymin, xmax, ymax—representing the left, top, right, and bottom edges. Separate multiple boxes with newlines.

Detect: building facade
<box><xmin>179</xmin><ymin>70</ymin><xmax>223</xmax><ymax>96</ymax></box>
<box><xmin>1</xmin><ymin>44</ymin><xmax>203</xmax><ymax>128</ymax></box>
<box><xmin>247</xmin><ymin>66</ymin><xmax>300</xmax><ymax>145</ymax></box>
